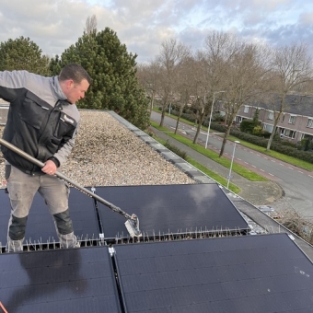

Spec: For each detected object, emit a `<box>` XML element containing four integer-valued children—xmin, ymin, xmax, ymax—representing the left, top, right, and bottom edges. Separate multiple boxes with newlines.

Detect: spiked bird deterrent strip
<box><xmin>0</xmin><ymin>138</ymin><xmax>142</xmax><ymax>238</ymax></box>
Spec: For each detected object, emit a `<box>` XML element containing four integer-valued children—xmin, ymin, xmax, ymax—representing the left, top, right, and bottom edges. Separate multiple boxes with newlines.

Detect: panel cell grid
<box><xmin>94</xmin><ymin>183</ymin><xmax>249</xmax><ymax>239</ymax></box>
<box><xmin>114</xmin><ymin>233</ymin><xmax>313</xmax><ymax>313</ymax></box>
<box><xmin>0</xmin><ymin>247</ymin><xmax>120</xmax><ymax>313</ymax></box>
<box><xmin>0</xmin><ymin>187</ymin><xmax>100</xmax><ymax>247</ymax></box>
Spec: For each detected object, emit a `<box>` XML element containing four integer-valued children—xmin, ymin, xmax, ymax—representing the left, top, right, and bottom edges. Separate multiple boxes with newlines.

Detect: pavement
<box><xmin>151</xmin><ymin>127</ymin><xmax>283</xmax><ymax>206</ymax></box>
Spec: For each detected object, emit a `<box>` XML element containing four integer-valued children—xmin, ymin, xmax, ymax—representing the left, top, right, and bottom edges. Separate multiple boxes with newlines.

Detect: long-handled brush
<box><xmin>0</xmin><ymin>139</ymin><xmax>142</xmax><ymax>238</ymax></box>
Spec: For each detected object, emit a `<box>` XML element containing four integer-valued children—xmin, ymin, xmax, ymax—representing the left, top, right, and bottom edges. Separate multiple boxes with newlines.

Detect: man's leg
<box><xmin>6</xmin><ymin>166</ymin><xmax>39</xmax><ymax>252</ymax></box>
<box><xmin>38</xmin><ymin>175</ymin><xmax>79</xmax><ymax>248</ymax></box>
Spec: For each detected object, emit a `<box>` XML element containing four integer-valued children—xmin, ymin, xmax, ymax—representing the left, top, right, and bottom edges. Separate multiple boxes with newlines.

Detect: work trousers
<box><xmin>5</xmin><ymin>165</ymin><xmax>79</xmax><ymax>252</ymax></box>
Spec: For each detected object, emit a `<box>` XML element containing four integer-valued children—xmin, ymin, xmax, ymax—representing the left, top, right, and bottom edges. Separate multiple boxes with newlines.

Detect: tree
<box><xmin>218</xmin><ymin>40</ymin><xmax>270</xmax><ymax>157</ymax></box>
<box><xmin>157</xmin><ymin>38</ymin><xmax>190</xmax><ymax>127</ymax></box>
<box><xmin>173</xmin><ymin>56</ymin><xmax>194</xmax><ymax>135</ymax></box>
<box><xmin>137</xmin><ymin>61</ymin><xmax>161</xmax><ymax>115</ymax></box>
<box><xmin>51</xmin><ymin>27</ymin><xmax>149</xmax><ymax>129</ymax></box>
<box><xmin>0</xmin><ymin>36</ymin><xmax>49</xmax><ymax>75</ymax></box>
<box><xmin>84</xmin><ymin>14</ymin><xmax>97</xmax><ymax>35</ymax></box>
<box><xmin>265</xmin><ymin>44</ymin><xmax>313</xmax><ymax>151</ymax></box>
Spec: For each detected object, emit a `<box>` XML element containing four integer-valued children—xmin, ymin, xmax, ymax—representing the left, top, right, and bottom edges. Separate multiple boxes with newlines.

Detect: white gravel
<box><xmin>0</xmin><ymin>110</ymin><xmax>195</xmax><ymax>187</ymax></box>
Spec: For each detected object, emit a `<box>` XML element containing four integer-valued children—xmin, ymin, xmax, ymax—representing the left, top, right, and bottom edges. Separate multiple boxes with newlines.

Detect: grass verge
<box><xmin>227</xmin><ymin>135</ymin><xmax>313</xmax><ymax>171</ymax></box>
<box><xmin>149</xmin><ymin>132</ymin><xmax>241</xmax><ymax>193</ymax></box>
<box><xmin>150</xmin><ymin>120</ymin><xmax>267</xmax><ymax>182</ymax></box>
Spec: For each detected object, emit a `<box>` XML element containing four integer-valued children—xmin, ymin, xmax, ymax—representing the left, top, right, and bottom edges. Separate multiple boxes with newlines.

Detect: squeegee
<box><xmin>0</xmin><ymin>138</ymin><xmax>142</xmax><ymax>238</ymax></box>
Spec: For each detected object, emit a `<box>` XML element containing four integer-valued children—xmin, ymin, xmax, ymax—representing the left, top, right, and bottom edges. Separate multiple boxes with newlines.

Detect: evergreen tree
<box><xmin>0</xmin><ymin>36</ymin><xmax>49</xmax><ymax>75</ymax></box>
<box><xmin>52</xmin><ymin>27</ymin><xmax>149</xmax><ymax>129</ymax></box>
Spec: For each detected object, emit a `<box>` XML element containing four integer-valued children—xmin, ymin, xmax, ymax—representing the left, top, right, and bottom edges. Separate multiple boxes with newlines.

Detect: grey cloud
<box><xmin>0</xmin><ymin>0</ymin><xmax>312</xmax><ymax>65</ymax></box>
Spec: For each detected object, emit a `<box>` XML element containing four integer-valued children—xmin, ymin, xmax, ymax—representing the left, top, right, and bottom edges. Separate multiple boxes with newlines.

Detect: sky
<box><xmin>1</xmin><ymin>0</ymin><xmax>313</xmax><ymax>64</ymax></box>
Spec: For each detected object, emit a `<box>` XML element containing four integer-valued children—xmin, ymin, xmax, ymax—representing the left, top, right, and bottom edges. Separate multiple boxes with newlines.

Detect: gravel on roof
<box><xmin>0</xmin><ymin>110</ymin><xmax>195</xmax><ymax>187</ymax></box>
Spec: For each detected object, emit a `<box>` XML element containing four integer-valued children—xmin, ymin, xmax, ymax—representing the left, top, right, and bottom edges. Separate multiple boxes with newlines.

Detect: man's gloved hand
<box><xmin>42</xmin><ymin>159</ymin><xmax>57</xmax><ymax>175</ymax></box>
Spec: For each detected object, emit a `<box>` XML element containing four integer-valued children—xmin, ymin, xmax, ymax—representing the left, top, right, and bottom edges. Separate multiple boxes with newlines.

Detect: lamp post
<box><xmin>205</xmin><ymin>91</ymin><xmax>225</xmax><ymax>149</ymax></box>
<box><xmin>227</xmin><ymin>140</ymin><xmax>240</xmax><ymax>189</ymax></box>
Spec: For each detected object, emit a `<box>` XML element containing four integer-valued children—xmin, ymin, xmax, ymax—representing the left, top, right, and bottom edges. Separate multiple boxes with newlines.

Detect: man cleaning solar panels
<box><xmin>0</xmin><ymin>64</ymin><xmax>91</xmax><ymax>252</ymax></box>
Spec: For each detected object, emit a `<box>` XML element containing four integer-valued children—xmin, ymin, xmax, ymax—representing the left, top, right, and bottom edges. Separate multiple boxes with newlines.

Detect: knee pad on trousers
<box><xmin>53</xmin><ymin>210</ymin><xmax>74</xmax><ymax>235</ymax></box>
<box><xmin>9</xmin><ymin>215</ymin><xmax>28</xmax><ymax>240</ymax></box>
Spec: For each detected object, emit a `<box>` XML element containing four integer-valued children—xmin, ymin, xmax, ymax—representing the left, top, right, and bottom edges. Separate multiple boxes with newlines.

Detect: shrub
<box><xmin>240</xmin><ymin>120</ymin><xmax>256</xmax><ymax>133</ymax></box>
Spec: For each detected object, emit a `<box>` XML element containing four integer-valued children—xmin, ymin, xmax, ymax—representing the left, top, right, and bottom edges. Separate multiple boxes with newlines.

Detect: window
<box><xmin>244</xmin><ymin>106</ymin><xmax>249</xmax><ymax>113</ymax></box>
<box><xmin>263</xmin><ymin>124</ymin><xmax>273</xmax><ymax>133</ymax></box>
<box><xmin>281</xmin><ymin>115</ymin><xmax>285</xmax><ymax>123</ymax></box>
<box><xmin>268</xmin><ymin>111</ymin><xmax>274</xmax><ymax>120</ymax></box>
<box><xmin>288</xmin><ymin>115</ymin><xmax>296</xmax><ymax>124</ymax></box>
<box><xmin>283</xmin><ymin>129</ymin><xmax>296</xmax><ymax>139</ymax></box>
<box><xmin>307</xmin><ymin>119</ymin><xmax>313</xmax><ymax>128</ymax></box>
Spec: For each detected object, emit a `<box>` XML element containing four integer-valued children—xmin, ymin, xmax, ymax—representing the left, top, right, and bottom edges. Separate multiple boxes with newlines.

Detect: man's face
<box><xmin>65</xmin><ymin>79</ymin><xmax>90</xmax><ymax>104</ymax></box>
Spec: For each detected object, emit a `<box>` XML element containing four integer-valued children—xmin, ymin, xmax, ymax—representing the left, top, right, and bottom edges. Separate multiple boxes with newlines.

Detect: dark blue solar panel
<box><xmin>0</xmin><ymin>247</ymin><xmax>121</xmax><ymax>313</ymax></box>
<box><xmin>113</xmin><ymin>233</ymin><xmax>313</xmax><ymax>313</ymax></box>
<box><xmin>0</xmin><ymin>187</ymin><xmax>100</xmax><ymax>248</ymax></box>
<box><xmin>94</xmin><ymin>183</ymin><xmax>249</xmax><ymax>239</ymax></box>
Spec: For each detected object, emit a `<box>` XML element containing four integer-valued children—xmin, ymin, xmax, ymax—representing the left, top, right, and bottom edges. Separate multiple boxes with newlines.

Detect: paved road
<box><xmin>151</xmin><ymin>112</ymin><xmax>313</xmax><ymax>219</ymax></box>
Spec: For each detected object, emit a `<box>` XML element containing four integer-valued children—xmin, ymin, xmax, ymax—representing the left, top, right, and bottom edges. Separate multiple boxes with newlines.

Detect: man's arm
<box><xmin>0</xmin><ymin>71</ymin><xmax>27</xmax><ymax>102</ymax></box>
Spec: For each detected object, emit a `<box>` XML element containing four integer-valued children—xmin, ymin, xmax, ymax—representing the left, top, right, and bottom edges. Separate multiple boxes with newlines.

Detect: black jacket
<box><xmin>0</xmin><ymin>70</ymin><xmax>80</xmax><ymax>174</ymax></box>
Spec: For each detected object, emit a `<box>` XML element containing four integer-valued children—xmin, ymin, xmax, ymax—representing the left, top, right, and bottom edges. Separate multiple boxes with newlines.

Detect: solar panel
<box><xmin>94</xmin><ymin>183</ymin><xmax>249</xmax><ymax>240</ymax></box>
<box><xmin>113</xmin><ymin>233</ymin><xmax>313</xmax><ymax>313</ymax></box>
<box><xmin>0</xmin><ymin>187</ymin><xmax>100</xmax><ymax>248</ymax></box>
<box><xmin>0</xmin><ymin>246</ymin><xmax>121</xmax><ymax>313</ymax></box>
<box><xmin>0</xmin><ymin>189</ymin><xmax>11</xmax><ymax>245</ymax></box>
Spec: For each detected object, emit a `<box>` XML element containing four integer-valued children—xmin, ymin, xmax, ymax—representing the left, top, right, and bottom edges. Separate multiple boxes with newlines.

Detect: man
<box><xmin>0</xmin><ymin>64</ymin><xmax>91</xmax><ymax>252</ymax></box>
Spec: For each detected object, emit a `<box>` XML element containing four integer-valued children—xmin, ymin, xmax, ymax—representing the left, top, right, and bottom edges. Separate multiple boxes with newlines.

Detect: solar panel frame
<box><xmin>94</xmin><ymin>183</ymin><xmax>250</xmax><ymax>240</ymax></box>
<box><xmin>113</xmin><ymin>233</ymin><xmax>313</xmax><ymax>313</ymax></box>
<box><xmin>0</xmin><ymin>187</ymin><xmax>101</xmax><ymax>248</ymax></box>
<box><xmin>0</xmin><ymin>246</ymin><xmax>122</xmax><ymax>313</ymax></box>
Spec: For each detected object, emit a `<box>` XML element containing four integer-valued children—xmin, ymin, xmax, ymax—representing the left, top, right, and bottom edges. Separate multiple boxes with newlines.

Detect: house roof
<box><xmin>248</xmin><ymin>94</ymin><xmax>313</xmax><ymax>117</ymax></box>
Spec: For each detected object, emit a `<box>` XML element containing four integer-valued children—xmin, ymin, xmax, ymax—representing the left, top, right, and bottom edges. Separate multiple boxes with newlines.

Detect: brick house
<box><xmin>235</xmin><ymin>94</ymin><xmax>313</xmax><ymax>143</ymax></box>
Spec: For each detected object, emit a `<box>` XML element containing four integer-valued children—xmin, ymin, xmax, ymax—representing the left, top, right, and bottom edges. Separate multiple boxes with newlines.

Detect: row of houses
<box><xmin>235</xmin><ymin>94</ymin><xmax>313</xmax><ymax>143</ymax></box>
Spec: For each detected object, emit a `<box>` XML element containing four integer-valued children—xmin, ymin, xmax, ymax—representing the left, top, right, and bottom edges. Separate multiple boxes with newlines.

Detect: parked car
<box><xmin>257</xmin><ymin>205</ymin><xmax>282</xmax><ymax>219</ymax></box>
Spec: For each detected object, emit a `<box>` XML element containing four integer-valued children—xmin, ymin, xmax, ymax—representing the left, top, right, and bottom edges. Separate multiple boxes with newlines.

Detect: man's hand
<box><xmin>42</xmin><ymin>160</ymin><xmax>57</xmax><ymax>175</ymax></box>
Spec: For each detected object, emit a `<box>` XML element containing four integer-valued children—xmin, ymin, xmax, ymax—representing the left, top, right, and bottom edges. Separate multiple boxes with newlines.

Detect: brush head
<box><xmin>125</xmin><ymin>214</ymin><xmax>142</xmax><ymax>238</ymax></box>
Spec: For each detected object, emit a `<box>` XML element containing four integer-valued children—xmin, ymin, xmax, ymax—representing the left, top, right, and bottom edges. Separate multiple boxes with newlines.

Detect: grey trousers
<box><xmin>6</xmin><ymin>165</ymin><xmax>79</xmax><ymax>252</ymax></box>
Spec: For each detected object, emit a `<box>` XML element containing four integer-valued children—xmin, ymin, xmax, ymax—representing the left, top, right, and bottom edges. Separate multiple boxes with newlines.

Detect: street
<box><xmin>151</xmin><ymin>112</ymin><xmax>313</xmax><ymax>219</ymax></box>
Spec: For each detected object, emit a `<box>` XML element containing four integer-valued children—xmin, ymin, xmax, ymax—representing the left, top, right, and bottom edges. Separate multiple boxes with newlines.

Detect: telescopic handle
<box><xmin>0</xmin><ymin>138</ymin><xmax>132</xmax><ymax>219</ymax></box>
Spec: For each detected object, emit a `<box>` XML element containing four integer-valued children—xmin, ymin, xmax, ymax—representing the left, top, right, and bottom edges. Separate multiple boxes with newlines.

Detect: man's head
<box><xmin>59</xmin><ymin>64</ymin><xmax>91</xmax><ymax>104</ymax></box>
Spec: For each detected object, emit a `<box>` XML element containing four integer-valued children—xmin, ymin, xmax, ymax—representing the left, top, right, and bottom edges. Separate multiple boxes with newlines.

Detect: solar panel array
<box><xmin>0</xmin><ymin>183</ymin><xmax>249</xmax><ymax>246</ymax></box>
<box><xmin>1</xmin><ymin>234</ymin><xmax>313</xmax><ymax>312</ymax></box>
<box><xmin>1</xmin><ymin>184</ymin><xmax>313</xmax><ymax>312</ymax></box>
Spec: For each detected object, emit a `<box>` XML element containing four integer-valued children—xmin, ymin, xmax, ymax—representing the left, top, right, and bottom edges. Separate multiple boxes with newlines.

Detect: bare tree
<box><xmin>157</xmin><ymin>38</ymin><xmax>190</xmax><ymax>127</ymax></box>
<box><xmin>203</xmin><ymin>31</ymin><xmax>237</xmax><ymax>93</ymax></box>
<box><xmin>219</xmin><ymin>41</ymin><xmax>271</xmax><ymax>157</ymax></box>
<box><xmin>265</xmin><ymin>44</ymin><xmax>313</xmax><ymax>151</ymax></box>
<box><xmin>137</xmin><ymin>61</ymin><xmax>160</xmax><ymax>115</ymax></box>
<box><xmin>84</xmin><ymin>14</ymin><xmax>97</xmax><ymax>34</ymax></box>
<box><xmin>173</xmin><ymin>56</ymin><xmax>194</xmax><ymax>134</ymax></box>
<box><xmin>188</xmin><ymin>54</ymin><xmax>209</xmax><ymax>144</ymax></box>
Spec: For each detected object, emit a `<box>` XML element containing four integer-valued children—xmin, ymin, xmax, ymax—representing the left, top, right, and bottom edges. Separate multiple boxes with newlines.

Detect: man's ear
<box><xmin>66</xmin><ymin>79</ymin><xmax>74</xmax><ymax>89</ymax></box>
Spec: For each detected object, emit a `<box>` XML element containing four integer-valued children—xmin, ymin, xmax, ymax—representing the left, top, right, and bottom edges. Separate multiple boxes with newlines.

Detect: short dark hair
<box><xmin>59</xmin><ymin>64</ymin><xmax>92</xmax><ymax>84</ymax></box>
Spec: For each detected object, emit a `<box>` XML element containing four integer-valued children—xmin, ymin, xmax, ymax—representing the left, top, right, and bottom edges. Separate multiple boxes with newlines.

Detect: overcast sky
<box><xmin>1</xmin><ymin>0</ymin><xmax>313</xmax><ymax>64</ymax></box>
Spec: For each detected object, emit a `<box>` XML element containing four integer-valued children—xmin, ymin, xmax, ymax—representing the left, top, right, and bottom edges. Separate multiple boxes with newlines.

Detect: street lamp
<box><xmin>227</xmin><ymin>140</ymin><xmax>240</xmax><ymax>189</ymax></box>
<box><xmin>205</xmin><ymin>90</ymin><xmax>225</xmax><ymax>149</ymax></box>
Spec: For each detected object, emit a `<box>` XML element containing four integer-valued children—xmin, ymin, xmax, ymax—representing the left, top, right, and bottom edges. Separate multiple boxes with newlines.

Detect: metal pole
<box><xmin>205</xmin><ymin>92</ymin><xmax>215</xmax><ymax>149</ymax></box>
<box><xmin>205</xmin><ymin>91</ymin><xmax>225</xmax><ymax>149</ymax></box>
<box><xmin>227</xmin><ymin>140</ymin><xmax>240</xmax><ymax>189</ymax></box>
